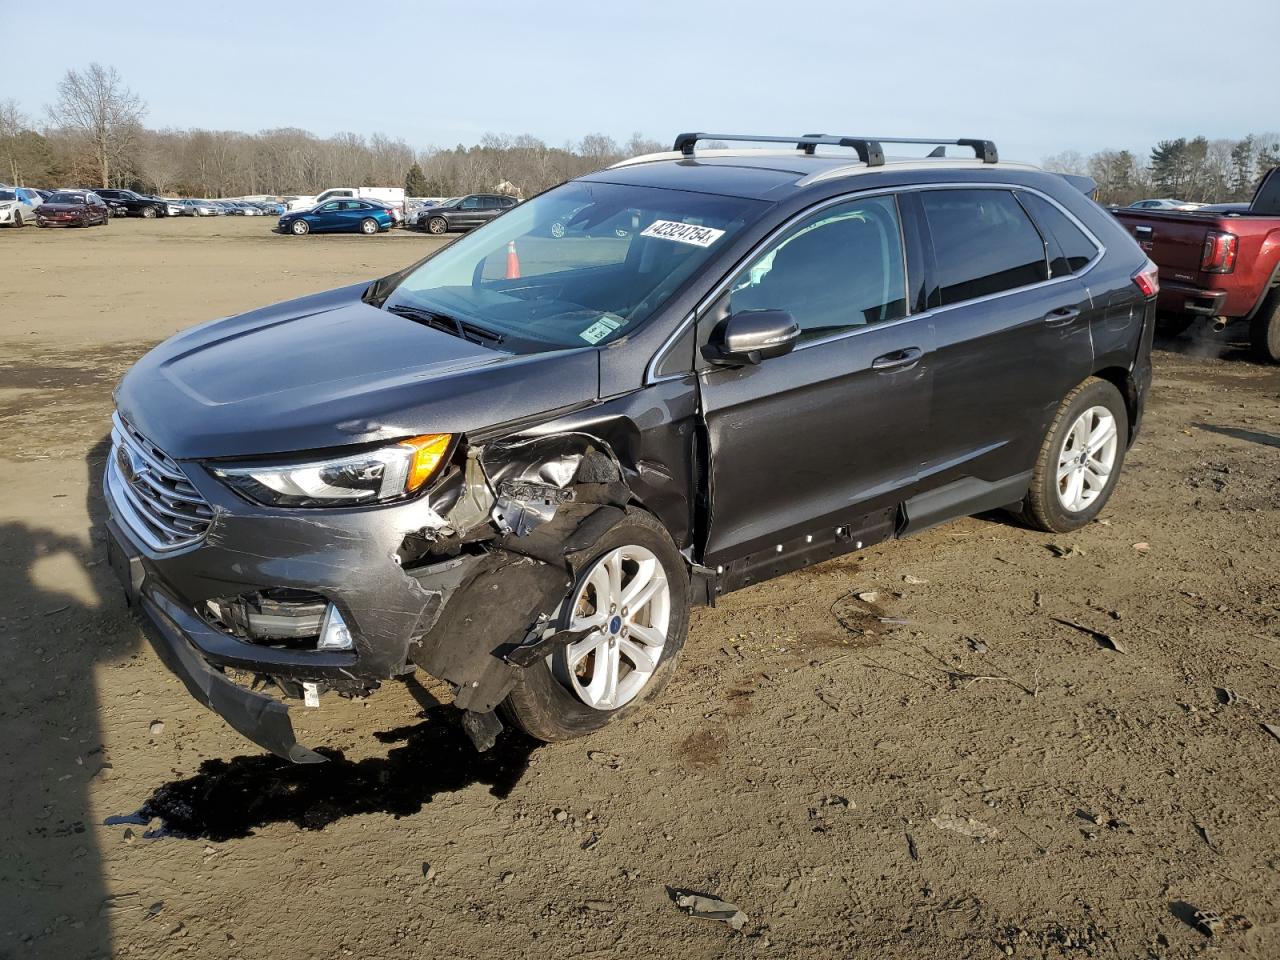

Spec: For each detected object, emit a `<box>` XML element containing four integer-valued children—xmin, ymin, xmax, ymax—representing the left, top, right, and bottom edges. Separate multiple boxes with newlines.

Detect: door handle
<box><xmin>871</xmin><ymin>346</ymin><xmax>924</xmax><ymax>370</ymax></box>
<box><xmin>1042</xmin><ymin>307</ymin><xmax>1081</xmax><ymax>327</ymax></box>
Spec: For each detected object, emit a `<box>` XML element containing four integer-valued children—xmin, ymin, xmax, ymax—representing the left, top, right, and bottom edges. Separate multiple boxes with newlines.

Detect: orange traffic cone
<box><xmin>505</xmin><ymin>240</ymin><xmax>521</xmax><ymax>280</ymax></box>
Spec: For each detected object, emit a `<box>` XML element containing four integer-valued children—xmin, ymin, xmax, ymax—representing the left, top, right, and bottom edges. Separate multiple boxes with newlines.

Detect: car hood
<box><xmin>114</xmin><ymin>282</ymin><xmax>601</xmax><ymax>459</ymax></box>
<box><xmin>39</xmin><ymin>203</ymin><xmax>86</xmax><ymax>214</ymax></box>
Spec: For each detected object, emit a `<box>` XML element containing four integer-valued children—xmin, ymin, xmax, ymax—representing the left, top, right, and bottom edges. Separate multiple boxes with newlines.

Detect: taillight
<box><xmin>1201</xmin><ymin>230</ymin><xmax>1238</xmax><ymax>273</ymax></box>
<box><xmin>1132</xmin><ymin>259</ymin><xmax>1159</xmax><ymax>298</ymax></box>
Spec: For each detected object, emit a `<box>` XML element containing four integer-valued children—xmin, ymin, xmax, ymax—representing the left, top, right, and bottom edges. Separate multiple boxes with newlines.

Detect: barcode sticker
<box><xmin>640</xmin><ymin>219</ymin><xmax>726</xmax><ymax>248</ymax></box>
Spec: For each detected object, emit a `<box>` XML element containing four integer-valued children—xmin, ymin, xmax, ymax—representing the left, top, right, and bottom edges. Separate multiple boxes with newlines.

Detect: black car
<box><xmin>420</xmin><ymin>193</ymin><xmax>518</xmax><ymax>234</ymax></box>
<box><xmin>93</xmin><ymin>188</ymin><xmax>169</xmax><ymax>218</ymax></box>
<box><xmin>105</xmin><ymin>131</ymin><xmax>1155</xmax><ymax>762</ymax></box>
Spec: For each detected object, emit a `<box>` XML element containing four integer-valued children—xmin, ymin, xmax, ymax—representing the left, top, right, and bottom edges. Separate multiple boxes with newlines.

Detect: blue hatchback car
<box><xmin>279</xmin><ymin>198</ymin><xmax>395</xmax><ymax>236</ymax></box>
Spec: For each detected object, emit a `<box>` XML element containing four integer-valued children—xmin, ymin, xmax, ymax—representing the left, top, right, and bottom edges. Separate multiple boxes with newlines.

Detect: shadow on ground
<box><xmin>1194</xmin><ymin>422</ymin><xmax>1280</xmax><ymax>449</ymax></box>
<box><xmin>112</xmin><ymin>706</ymin><xmax>538</xmax><ymax>842</ymax></box>
<box><xmin>0</xmin><ymin>434</ymin><xmax>133</xmax><ymax>960</ymax></box>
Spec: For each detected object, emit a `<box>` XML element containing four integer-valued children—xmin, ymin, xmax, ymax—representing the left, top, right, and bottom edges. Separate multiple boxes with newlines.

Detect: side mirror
<box><xmin>702</xmin><ymin>309</ymin><xmax>800</xmax><ymax>366</ymax></box>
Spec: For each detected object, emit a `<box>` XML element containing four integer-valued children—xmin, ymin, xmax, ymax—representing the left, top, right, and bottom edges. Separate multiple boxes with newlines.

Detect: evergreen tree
<box><xmin>404</xmin><ymin>161</ymin><xmax>429</xmax><ymax>197</ymax></box>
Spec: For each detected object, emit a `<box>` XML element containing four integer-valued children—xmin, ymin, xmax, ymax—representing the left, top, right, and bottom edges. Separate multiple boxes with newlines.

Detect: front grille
<box><xmin>108</xmin><ymin>412</ymin><xmax>213</xmax><ymax>552</ymax></box>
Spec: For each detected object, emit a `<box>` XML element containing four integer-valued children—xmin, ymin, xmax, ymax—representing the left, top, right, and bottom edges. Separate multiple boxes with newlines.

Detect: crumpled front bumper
<box><xmin>107</xmin><ymin>515</ymin><xmax>325</xmax><ymax>762</ymax></box>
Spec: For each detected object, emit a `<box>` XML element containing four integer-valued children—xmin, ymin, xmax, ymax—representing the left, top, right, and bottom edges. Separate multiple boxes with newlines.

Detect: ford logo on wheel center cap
<box><xmin>609</xmin><ymin>615</ymin><xmax>623</xmax><ymax>635</ymax></box>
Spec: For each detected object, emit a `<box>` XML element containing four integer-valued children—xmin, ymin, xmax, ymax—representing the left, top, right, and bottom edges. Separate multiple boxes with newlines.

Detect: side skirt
<box><xmin>899</xmin><ymin>471</ymin><xmax>1032</xmax><ymax>537</ymax></box>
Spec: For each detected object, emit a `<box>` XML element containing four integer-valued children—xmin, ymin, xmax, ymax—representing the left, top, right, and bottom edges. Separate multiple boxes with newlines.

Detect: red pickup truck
<box><xmin>1111</xmin><ymin>167</ymin><xmax>1280</xmax><ymax>362</ymax></box>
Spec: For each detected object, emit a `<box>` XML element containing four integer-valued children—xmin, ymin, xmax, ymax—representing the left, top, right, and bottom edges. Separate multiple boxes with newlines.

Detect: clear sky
<box><xmin>3</xmin><ymin>0</ymin><xmax>1277</xmax><ymax>163</ymax></box>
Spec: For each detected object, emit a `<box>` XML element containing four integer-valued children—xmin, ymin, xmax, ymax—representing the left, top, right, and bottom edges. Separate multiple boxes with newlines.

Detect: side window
<box><xmin>318</xmin><ymin>201</ymin><xmax>340</xmax><ymax>212</ymax></box>
<box><xmin>919</xmin><ymin>189</ymin><xmax>1048</xmax><ymax>305</ymax></box>
<box><xmin>461</xmin><ymin>196</ymin><xmax>482</xmax><ymax>209</ymax></box>
<box><xmin>727</xmin><ymin>195</ymin><xmax>907</xmax><ymax>339</ymax></box>
<box><xmin>1016</xmin><ymin>191</ymin><xmax>1100</xmax><ymax>276</ymax></box>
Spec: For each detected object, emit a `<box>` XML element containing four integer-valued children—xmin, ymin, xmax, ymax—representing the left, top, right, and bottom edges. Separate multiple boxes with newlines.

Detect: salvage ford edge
<box><xmin>105</xmin><ymin>132</ymin><xmax>1157</xmax><ymax>761</ymax></box>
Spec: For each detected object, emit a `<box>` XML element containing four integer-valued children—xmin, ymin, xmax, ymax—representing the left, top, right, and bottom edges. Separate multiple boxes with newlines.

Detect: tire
<box><xmin>142</xmin><ymin>206</ymin><xmax>157</xmax><ymax>219</ymax></box>
<box><xmin>499</xmin><ymin>509</ymin><xmax>690</xmax><ymax>742</ymax></box>
<box><xmin>13</xmin><ymin>211</ymin><xmax>22</xmax><ymax>228</ymax></box>
<box><xmin>1248</xmin><ymin>288</ymin><xmax>1280</xmax><ymax>364</ymax></box>
<box><xmin>1020</xmin><ymin>377</ymin><xmax>1129</xmax><ymax>533</ymax></box>
<box><xmin>360</xmin><ymin>217</ymin><xmax>379</xmax><ymax>235</ymax></box>
<box><xmin>290</xmin><ymin>219</ymin><xmax>309</xmax><ymax>236</ymax></box>
<box><xmin>427</xmin><ymin>216</ymin><xmax>447</xmax><ymax>235</ymax></box>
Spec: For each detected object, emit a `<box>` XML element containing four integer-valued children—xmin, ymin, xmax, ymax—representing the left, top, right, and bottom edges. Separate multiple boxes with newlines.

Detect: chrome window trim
<box><xmin>644</xmin><ymin>181</ymin><xmax>1105</xmax><ymax>382</ymax></box>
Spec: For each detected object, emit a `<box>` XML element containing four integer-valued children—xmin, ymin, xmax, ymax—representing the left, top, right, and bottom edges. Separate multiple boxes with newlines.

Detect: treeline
<box><xmin>0</xmin><ymin>114</ymin><xmax>665</xmax><ymax>199</ymax></box>
<box><xmin>4</xmin><ymin>64</ymin><xmax>1279</xmax><ymax>204</ymax></box>
<box><xmin>1043</xmin><ymin>134</ymin><xmax>1280</xmax><ymax>206</ymax></box>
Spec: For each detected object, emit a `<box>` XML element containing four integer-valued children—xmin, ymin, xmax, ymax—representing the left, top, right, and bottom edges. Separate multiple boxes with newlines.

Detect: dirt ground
<box><xmin>2</xmin><ymin>217</ymin><xmax>1278</xmax><ymax>960</ymax></box>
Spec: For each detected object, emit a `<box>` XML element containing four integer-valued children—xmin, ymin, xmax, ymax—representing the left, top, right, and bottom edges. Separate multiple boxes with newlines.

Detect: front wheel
<box><xmin>427</xmin><ymin>216</ymin><xmax>447</xmax><ymax>235</ymax></box>
<box><xmin>1020</xmin><ymin>377</ymin><xmax>1129</xmax><ymax>533</ymax></box>
<box><xmin>290</xmin><ymin>219</ymin><xmax>309</xmax><ymax>236</ymax></box>
<box><xmin>1249</xmin><ymin>289</ymin><xmax>1280</xmax><ymax>364</ymax></box>
<box><xmin>500</xmin><ymin>509</ymin><xmax>689</xmax><ymax>742</ymax></box>
<box><xmin>142</xmin><ymin>206</ymin><xmax>157</xmax><ymax>219</ymax></box>
<box><xmin>360</xmin><ymin>217</ymin><xmax>379</xmax><ymax>235</ymax></box>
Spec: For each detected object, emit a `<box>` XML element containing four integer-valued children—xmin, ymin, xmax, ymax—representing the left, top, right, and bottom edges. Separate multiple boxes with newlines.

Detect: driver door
<box><xmin>698</xmin><ymin>193</ymin><xmax>934</xmax><ymax>585</ymax></box>
<box><xmin>312</xmin><ymin>200</ymin><xmax>342</xmax><ymax>230</ymax></box>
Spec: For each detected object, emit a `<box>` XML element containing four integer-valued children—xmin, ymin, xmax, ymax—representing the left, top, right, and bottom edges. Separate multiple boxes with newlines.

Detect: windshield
<box><xmin>48</xmin><ymin>192</ymin><xmax>86</xmax><ymax>204</ymax></box>
<box><xmin>0</xmin><ymin>190</ymin><xmax>15</xmax><ymax>201</ymax></box>
<box><xmin>384</xmin><ymin>181</ymin><xmax>764</xmax><ymax>352</ymax></box>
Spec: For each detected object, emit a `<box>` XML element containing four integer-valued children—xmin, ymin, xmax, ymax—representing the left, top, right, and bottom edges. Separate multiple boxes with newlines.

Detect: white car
<box><xmin>1128</xmin><ymin>198</ymin><xmax>1204</xmax><ymax>211</ymax></box>
<box><xmin>0</xmin><ymin>187</ymin><xmax>43</xmax><ymax>227</ymax></box>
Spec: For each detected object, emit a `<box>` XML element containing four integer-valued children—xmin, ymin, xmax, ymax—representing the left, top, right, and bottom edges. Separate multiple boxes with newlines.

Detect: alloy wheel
<box><xmin>553</xmin><ymin>545</ymin><xmax>671</xmax><ymax>710</ymax></box>
<box><xmin>1056</xmin><ymin>405</ymin><xmax>1118</xmax><ymax>512</ymax></box>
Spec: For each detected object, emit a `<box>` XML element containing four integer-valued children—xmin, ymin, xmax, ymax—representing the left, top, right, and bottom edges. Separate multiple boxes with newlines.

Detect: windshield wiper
<box><xmin>386</xmin><ymin>304</ymin><xmax>505</xmax><ymax>346</ymax></box>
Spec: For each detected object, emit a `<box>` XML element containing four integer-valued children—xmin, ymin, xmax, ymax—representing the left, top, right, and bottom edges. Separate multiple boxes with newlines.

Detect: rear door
<box><xmin>698</xmin><ymin>193</ymin><xmax>934</xmax><ymax>585</ymax></box>
<box><xmin>907</xmin><ymin>187</ymin><xmax>1095</xmax><ymax>529</ymax></box>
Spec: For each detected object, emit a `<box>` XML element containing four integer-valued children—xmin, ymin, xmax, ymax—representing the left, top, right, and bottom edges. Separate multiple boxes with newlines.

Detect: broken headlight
<box><xmin>212</xmin><ymin>434</ymin><xmax>452</xmax><ymax>507</ymax></box>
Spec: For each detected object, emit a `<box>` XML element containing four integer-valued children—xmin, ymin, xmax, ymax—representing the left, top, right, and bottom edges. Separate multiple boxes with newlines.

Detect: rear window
<box><xmin>1017</xmin><ymin>191</ymin><xmax>1099</xmax><ymax>276</ymax></box>
<box><xmin>920</xmin><ymin>189</ymin><xmax>1048</xmax><ymax>306</ymax></box>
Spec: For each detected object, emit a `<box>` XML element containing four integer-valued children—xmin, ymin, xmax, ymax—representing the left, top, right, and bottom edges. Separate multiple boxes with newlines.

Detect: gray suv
<box><xmin>105</xmin><ymin>132</ymin><xmax>1156</xmax><ymax>762</ymax></box>
<box><xmin>421</xmin><ymin>193</ymin><xmax>519</xmax><ymax>234</ymax></box>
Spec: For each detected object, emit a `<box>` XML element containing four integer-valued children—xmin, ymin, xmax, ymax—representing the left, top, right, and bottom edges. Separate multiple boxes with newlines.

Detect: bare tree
<box><xmin>47</xmin><ymin>63</ymin><xmax>146</xmax><ymax>188</ymax></box>
<box><xmin>0</xmin><ymin>98</ymin><xmax>28</xmax><ymax>183</ymax></box>
<box><xmin>1041</xmin><ymin>150</ymin><xmax>1088</xmax><ymax>176</ymax></box>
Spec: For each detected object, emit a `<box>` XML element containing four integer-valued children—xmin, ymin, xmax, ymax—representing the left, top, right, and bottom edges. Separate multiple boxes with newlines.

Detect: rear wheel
<box><xmin>1020</xmin><ymin>377</ymin><xmax>1129</xmax><ymax>533</ymax></box>
<box><xmin>499</xmin><ymin>509</ymin><xmax>689</xmax><ymax>742</ymax></box>
<box><xmin>427</xmin><ymin>216</ymin><xmax>447</xmax><ymax>235</ymax></box>
<box><xmin>290</xmin><ymin>219</ymin><xmax>309</xmax><ymax>236</ymax></box>
<box><xmin>360</xmin><ymin>217</ymin><xmax>379</xmax><ymax>235</ymax></box>
<box><xmin>1249</xmin><ymin>288</ymin><xmax>1280</xmax><ymax>364</ymax></box>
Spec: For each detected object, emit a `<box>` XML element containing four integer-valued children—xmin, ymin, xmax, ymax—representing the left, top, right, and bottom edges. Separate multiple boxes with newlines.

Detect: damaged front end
<box><xmin>105</xmin><ymin>420</ymin><xmax>643</xmax><ymax>762</ymax></box>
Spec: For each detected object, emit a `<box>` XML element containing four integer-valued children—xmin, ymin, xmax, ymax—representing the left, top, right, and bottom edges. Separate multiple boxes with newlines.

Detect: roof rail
<box><xmin>671</xmin><ymin>133</ymin><xmax>999</xmax><ymax>166</ymax></box>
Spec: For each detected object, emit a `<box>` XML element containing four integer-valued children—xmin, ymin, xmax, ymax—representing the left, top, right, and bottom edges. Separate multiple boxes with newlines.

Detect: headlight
<box><xmin>212</xmin><ymin>434</ymin><xmax>452</xmax><ymax>507</ymax></box>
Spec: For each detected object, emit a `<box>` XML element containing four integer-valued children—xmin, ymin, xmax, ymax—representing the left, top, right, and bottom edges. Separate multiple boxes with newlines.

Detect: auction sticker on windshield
<box><xmin>579</xmin><ymin>314</ymin><xmax>622</xmax><ymax>344</ymax></box>
<box><xmin>640</xmin><ymin>220</ymin><xmax>726</xmax><ymax>248</ymax></box>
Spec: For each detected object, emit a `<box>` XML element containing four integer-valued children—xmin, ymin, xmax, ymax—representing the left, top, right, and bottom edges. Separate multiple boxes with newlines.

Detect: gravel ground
<box><xmin>2</xmin><ymin>217</ymin><xmax>1278</xmax><ymax>960</ymax></box>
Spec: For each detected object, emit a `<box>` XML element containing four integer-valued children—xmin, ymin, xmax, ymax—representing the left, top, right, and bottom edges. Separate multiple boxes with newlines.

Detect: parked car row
<box><xmin>173</xmin><ymin>198</ymin><xmax>287</xmax><ymax>216</ymax></box>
